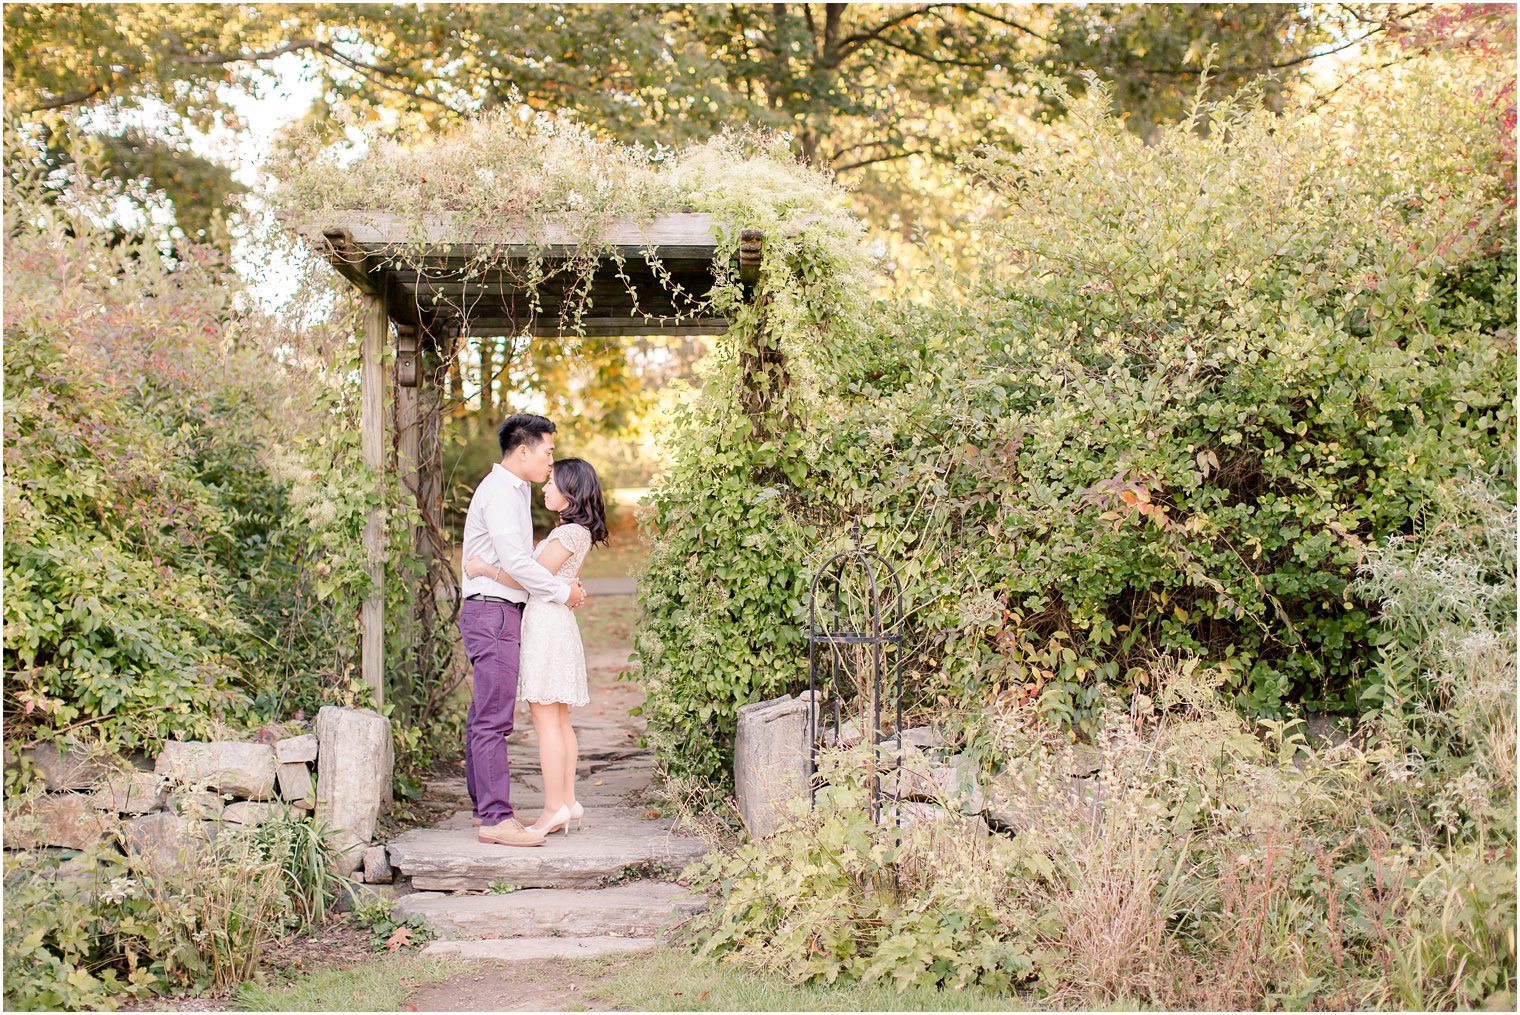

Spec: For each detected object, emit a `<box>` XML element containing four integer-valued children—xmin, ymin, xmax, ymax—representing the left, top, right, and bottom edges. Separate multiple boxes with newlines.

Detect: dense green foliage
<box><xmin>3</xmin><ymin>192</ymin><xmax>317</xmax><ymax>747</ymax></box>
<box><xmin>685</xmin><ymin>466</ymin><xmax>1515</xmax><ymax>1007</ymax></box>
<box><xmin>1</xmin><ymin>174</ymin><xmax>453</xmax><ymax>784</ymax></box>
<box><xmin>3</xmin><ymin>818</ymin><xmax>344</xmax><ymax>1010</ymax></box>
<box><xmin>637</xmin><ymin>58</ymin><xmax>1516</xmax><ymax>792</ymax></box>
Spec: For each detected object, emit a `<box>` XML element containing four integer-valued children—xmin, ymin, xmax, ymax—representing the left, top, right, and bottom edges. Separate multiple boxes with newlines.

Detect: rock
<box><xmin>1301</xmin><ymin>715</ymin><xmax>1352</xmax><ymax>749</ymax></box>
<box><xmin>881</xmin><ymin>752</ymin><xmax>983</xmax><ymax>813</ymax></box>
<box><xmin>1068</xmin><ymin>744</ymin><xmax>1102</xmax><ymax>778</ymax></box>
<box><xmin>983</xmin><ymin>769</ymin><xmax>1102</xmax><ymax>834</ymax></box>
<box><xmin>315</xmin><ymin>706</ymin><xmax>394</xmax><ymax>875</ymax></box>
<box><xmin>7</xmin><ymin>793</ymin><xmax>115</xmax><ymax>850</ymax></box>
<box><xmin>332</xmin><ymin>878</ymin><xmax>409</xmax><ymax>914</ymax></box>
<box><xmin>394</xmin><ymin>883</ymin><xmax>703</xmax><ymax>939</ymax></box>
<box><xmin>900</xmin><ymin>727</ymin><xmax>945</xmax><ymax>752</ymax></box>
<box><xmin>222</xmin><ymin>801</ymin><xmax>284</xmax><ymax>826</ymax></box>
<box><xmin>156</xmin><ymin>741</ymin><xmax>276</xmax><ymax>799</ymax></box>
<box><xmin>362</xmin><ymin>845</ymin><xmax>393</xmax><ymax>884</ymax></box>
<box><xmin>898</xmin><ymin>801</ymin><xmax>951</xmax><ymax>826</ymax></box>
<box><xmin>28</xmin><ymin>742</ymin><xmax>118</xmax><ymax>791</ymax></box>
<box><xmin>89</xmin><ymin>772</ymin><xmax>166</xmax><ymax>815</ymax></box>
<box><xmin>275</xmin><ymin>734</ymin><xmax>318</xmax><ymax>764</ymax></box>
<box><xmin>277</xmin><ymin>762</ymin><xmax>315</xmax><ymax>804</ymax></box>
<box><xmin>821</xmin><ymin>717</ymin><xmax>862</xmax><ymax>748</ymax></box>
<box><xmin>423</xmin><ymin>937</ymin><xmax>658</xmax><ymax>960</ymax></box>
<box><xmin>119</xmin><ymin>812</ymin><xmax>212</xmax><ymax>875</ymax></box>
<box><xmin>168</xmin><ymin>790</ymin><xmax>225</xmax><ymax>821</ymax></box>
<box><xmin>734</xmin><ymin>694</ymin><xmax>814</xmax><ymax>838</ymax></box>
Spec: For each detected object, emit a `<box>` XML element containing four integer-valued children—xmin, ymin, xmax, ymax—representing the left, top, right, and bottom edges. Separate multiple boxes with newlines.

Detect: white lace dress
<box><xmin>518</xmin><ymin>523</ymin><xmax>591</xmax><ymax>707</ymax></box>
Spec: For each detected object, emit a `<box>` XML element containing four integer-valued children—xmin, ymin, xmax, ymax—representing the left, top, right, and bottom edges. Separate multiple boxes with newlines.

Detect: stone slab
<box><xmin>277</xmin><ymin>762</ymin><xmax>315</xmax><ymax>804</ymax></box>
<box><xmin>422</xmin><ymin>936</ymin><xmax>658</xmax><ymax>960</ymax></box>
<box><xmin>27</xmin><ymin>743</ymin><xmax>118</xmax><ymax>791</ymax></box>
<box><xmin>222</xmin><ymin>801</ymin><xmax>284</xmax><ymax>825</ymax></box>
<box><xmin>156</xmin><ymin>741</ymin><xmax>276</xmax><ymax>799</ymax></box>
<box><xmin>168</xmin><ymin>790</ymin><xmax>225</xmax><ymax>821</ymax></box>
<box><xmin>119</xmin><ymin>812</ymin><xmax>214</xmax><ymax>875</ymax></box>
<box><xmin>275</xmin><ymin>734</ymin><xmax>318</xmax><ymax>764</ymax></box>
<box><xmin>394</xmin><ymin>882</ymin><xmax>703</xmax><ymax>939</ymax></box>
<box><xmin>386</xmin><ymin>808</ymin><xmax>708</xmax><ymax>891</ymax></box>
<box><xmin>733</xmin><ymin>694</ymin><xmax>814</xmax><ymax>839</ymax></box>
<box><xmin>363</xmin><ymin>845</ymin><xmax>394</xmax><ymax>884</ymax></box>
<box><xmin>89</xmin><ymin>772</ymin><xmax>166</xmax><ymax>815</ymax></box>
<box><xmin>315</xmin><ymin>706</ymin><xmax>393</xmax><ymax>876</ymax></box>
<box><xmin>7</xmin><ymin>792</ymin><xmax>116</xmax><ymax>850</ymax></box>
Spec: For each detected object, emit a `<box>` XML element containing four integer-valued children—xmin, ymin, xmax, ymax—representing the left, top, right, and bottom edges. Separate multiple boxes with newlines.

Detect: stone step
<box><xmin>394</xmin><ymin>882</ymin><xmax>703</xmax><ymax>939</ymax></box>
<box><xmin>422</xmin><ymin>936</ymin><xmax>658</xmax><ymax>960</ymax></box>
<box><xmin>387</xmin><ymin>807</ymin><xmax>708</xmax><ymax>891</ymax></box>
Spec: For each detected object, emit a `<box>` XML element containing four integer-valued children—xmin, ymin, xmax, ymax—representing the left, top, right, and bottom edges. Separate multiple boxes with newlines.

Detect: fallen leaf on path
<box><xmin>386</xmin><ymin>927</ymin><xmax>415</xmax><ymax>952</ymax></box>
<box><xmin>593</xmin><ymin>779</ymin><xmax>604</xmax><ymax>785</ymax></box>
<box><xmin>642</xmin><ymin>808</ymin><xmax>662</xmax><ymax>819</ymax></box>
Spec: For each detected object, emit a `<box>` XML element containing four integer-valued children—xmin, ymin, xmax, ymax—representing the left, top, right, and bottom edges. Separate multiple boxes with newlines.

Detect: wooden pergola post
<box><xmin>360</xmin><ymin>291</ymin><xmax>388</xmax><ymax>707</ymax></box>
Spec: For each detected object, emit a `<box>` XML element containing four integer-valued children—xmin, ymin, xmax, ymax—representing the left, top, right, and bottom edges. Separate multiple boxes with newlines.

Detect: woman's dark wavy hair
<box><xmin>552</xmin><ymin>458</ymin><xmax>608</xmax><ymax>546</ymax></box>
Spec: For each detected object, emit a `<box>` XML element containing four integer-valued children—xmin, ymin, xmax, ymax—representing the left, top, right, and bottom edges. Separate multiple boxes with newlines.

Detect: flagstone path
<box><xmin>383</xmin><ymin>588</ymin><xmax>711</xmax><ymax>963</ymax></box>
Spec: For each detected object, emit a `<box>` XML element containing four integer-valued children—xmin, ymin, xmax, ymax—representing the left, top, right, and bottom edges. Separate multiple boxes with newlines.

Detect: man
<box><xmin>459</xmin><ymin>413</ymin><xmax>587</xmax><ymax>846</ymax></box>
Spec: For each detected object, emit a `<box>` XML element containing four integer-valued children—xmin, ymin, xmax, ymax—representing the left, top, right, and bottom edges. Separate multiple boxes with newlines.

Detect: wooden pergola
<box><xmin>288</xmin><ymin>211</ymin><xmax>760</xmax><ymax>703</ymax></box>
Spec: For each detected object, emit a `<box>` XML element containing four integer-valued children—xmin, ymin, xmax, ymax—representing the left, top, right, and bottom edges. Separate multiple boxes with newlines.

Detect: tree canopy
<box><xmin>4</xmin><ymin>3</ymin><xmax>1441</xmax><ymax>252</ymax></box>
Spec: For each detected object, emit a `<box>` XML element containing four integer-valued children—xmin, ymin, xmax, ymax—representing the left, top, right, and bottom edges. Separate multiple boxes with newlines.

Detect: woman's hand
<box><xmin>464</xmin><ymin>555</ymin><xmax>493</xmax><ymax>578</ymax></box>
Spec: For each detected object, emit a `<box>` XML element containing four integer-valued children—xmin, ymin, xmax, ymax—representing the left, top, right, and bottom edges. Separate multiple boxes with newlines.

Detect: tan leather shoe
<box><xmin>478</xmin><ymin>817</ymin><xmax>546</xmax><ymax>847</ymax></box>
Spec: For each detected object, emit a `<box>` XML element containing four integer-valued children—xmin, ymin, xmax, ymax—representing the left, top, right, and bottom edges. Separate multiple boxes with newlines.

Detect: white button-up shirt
<box><xmin>460</xmin><ymin>464</ymin><xmax>571</xmax><ymax>605</ymax></box>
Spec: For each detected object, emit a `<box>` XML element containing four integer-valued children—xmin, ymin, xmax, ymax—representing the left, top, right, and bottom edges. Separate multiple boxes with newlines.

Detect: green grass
<box><xmin>231</xmin><ymin>954</ymin><xmax>467</xmax><ymax>1012</ymax></box>
<box><xmin>568</xmin><ymin>947</ymin><xmax>1027</xmax><ymax>1011</ymax></box>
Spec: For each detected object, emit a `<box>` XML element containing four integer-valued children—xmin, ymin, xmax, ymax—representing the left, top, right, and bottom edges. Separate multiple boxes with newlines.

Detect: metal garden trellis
<box><xmin>806</xmin><ymin>518</ymin><xmax>904</xmax><ymax>824</ymax></box>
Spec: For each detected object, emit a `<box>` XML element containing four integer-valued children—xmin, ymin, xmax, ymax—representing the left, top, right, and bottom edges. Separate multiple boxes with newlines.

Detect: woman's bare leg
<box><xmin>530</xmin><ymin>701</ymin><xmax>568</xmax><ymax>826</ymax></box>
<box><xmin>560</xmin><ymin>705</ymin><xmax>579</xmax><ymax>812</ymax></box>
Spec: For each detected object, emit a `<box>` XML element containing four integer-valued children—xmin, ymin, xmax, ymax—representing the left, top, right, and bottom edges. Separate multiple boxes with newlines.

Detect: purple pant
<box><xmin>459</xmin><ymin>599</ymin><xmax>524</xmax><ymax>824</ymax></box>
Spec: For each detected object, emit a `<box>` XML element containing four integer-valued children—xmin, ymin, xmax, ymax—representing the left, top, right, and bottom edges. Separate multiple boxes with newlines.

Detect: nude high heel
<box><xmin>569</xmin><ymin>800</ymin><xmax>584</xmax><ymax>831</ymax></box>
<box><xmin>528</xmin><ymin>804</ymin><xmax>572</xmax><ymax>836</ymax></box>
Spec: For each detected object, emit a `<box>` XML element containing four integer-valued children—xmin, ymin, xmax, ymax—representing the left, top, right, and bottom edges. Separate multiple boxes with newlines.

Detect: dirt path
<box><xmin>405</xmin><ymin>958</ymin><xmax>621</xmax><ymax>1012</ymax></box>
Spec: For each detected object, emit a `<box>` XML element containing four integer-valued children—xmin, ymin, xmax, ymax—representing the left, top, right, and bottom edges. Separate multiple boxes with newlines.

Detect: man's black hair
<box><xmin>498</xmin><ymin>413</ymin><xmax>556</xmax><ymax>457</ymax></box>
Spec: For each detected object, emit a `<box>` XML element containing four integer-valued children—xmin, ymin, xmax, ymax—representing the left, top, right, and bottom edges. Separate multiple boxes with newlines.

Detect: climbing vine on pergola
<box><xmin>277</xmin><ymin>116</ymin><xmax>874</xmax><ymax>704</ymax></box>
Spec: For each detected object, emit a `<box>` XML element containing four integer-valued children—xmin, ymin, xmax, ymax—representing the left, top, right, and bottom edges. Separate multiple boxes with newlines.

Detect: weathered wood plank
<box><xmin>455</xmin><ymin>316</ymin><xmax>730</xmax><ymax>337</ymax></box>
<box><xmin>360</xmin><ymin>292</ymin><xmax>388</xmax><ymax>708</ymax></box>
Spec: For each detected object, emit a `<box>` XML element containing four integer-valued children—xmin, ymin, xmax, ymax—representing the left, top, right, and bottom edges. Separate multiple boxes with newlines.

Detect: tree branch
<box><xmin>21</xmin><ymin>84</ymin><xmax>104</xmax><ymax>114</ymax></box>
<box><xmin>832</xmin><ymin>149</ymin><xmax>926</xmax><ymax>173</ymax></box>
<box><xmin>866</xmin><ymin>35</ymin><xmax>996</xmax><ymax>70</ymax></box>
<box><xmin>169</xmin><ymin>38</ymin><xmax>322</xmax><ymax>65</ymax></box>
<box><xmin>961</xmin><ymin>3</ymin><xmax>1054</xmax><ymax>43</ymax></box>
<box><xmin>833</xmin><ymin>4</ymin><xmax>958</xmax><ymax>62</ymax></box>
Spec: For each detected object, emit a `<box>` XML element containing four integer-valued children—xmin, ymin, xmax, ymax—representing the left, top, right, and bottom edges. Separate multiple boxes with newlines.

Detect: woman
<box><xmin>464</xmin><ymin>457</ymin><xmax>608</xmax><ymax>835</ymax></box>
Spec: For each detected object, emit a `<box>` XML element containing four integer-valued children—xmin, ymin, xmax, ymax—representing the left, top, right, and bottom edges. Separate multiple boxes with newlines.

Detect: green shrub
<box><xmin>639</xmin><ymin>56</ymin><xmax>1516</xmax><ymax>793</ymax></box>
<box><xmin>684</xmin><ymin>747</ymin><xmax>1038</xmax><ymax>994</ymax></box>
<box><xmin>2</xmin><ymin>162</ymin><xmax>459</xmax><ymax>785</ymax></box>
<box><xmin>686</xmin><ymin>464</ymin><xmax>1516</xmax><ymax>1008</ymax></box>
<box><xmin>2</xmin><ymin>816</ymin><xmax>346</xmax><ymax>1009</ymax></box>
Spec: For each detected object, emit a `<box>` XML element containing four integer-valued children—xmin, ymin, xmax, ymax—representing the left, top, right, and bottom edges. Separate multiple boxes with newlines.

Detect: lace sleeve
<box><xmin>551</xmin><ymin>524</ymin><xmax>591</xmax><ymax>557</ymax></box>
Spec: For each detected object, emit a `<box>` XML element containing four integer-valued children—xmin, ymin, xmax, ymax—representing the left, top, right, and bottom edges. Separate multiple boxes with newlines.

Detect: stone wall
<box><xmin>5</xmin><ymin>705</ymin><xmax>392</xmax><ymax>878</ymax></box>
